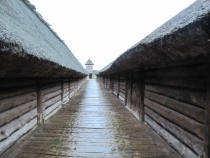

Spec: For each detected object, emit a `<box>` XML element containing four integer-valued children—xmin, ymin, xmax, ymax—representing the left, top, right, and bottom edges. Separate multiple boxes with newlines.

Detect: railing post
<box><xmin>204</xmin><ymin>75</ymin><xmax>210</xmax><ymax>158</ymax></box>
<box><xmin>37</xmin><ymin>79</ymin><xmax>44</xmax><ymax>125</ymax></box>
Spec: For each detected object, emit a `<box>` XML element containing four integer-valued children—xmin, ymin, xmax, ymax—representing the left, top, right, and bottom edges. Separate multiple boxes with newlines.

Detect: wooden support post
<box><xmin>109</xmin><ymin>75</ymin><xmax>113</xmax><ymax>92</ymax></box>
<box><xmin>138</xmin><ymin>71</ymin><xmax>145</xmax><ymax>122</ymax></box>
<box><xmin>69</xmin><ymin>78</ymin><xmax>71</xmax><ymax>98</ymax></box>
<box><xmin>117</xmin><ymin>74</ymin><xmax>120</xmax><ymax>98</ymax></box>
<box><xmin>61</xmin><ymin>78</ymin><xmax>64</xmax><ymax>104</ymax></box>
<box><xmin>103</xmin><ymin>76</ymin><xmax>105</xmax><ymax>87</ymax></box>
<box><xmin>124</xmin><ymin>73</ymin><xmax>128</xmax><ymax>106</ymax></box>
<box><xmin>130</xmin><ymin>72</ymin><xmax>133</xmax><ymax>108</ymax></box>
<box><xmin>204</xmin><ymin>76</ymin><xmax>210</xmax><ymax>158</ymax></box>
<box><xmin>37</xmin><ymin>79</ymin><xmax>44</xmax><ymax>125</ymax></box>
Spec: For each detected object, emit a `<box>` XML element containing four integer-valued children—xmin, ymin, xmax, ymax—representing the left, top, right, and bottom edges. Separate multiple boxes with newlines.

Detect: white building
<box><xmin>85</xmin><ymin>58</ymin><xmax>97</xmax><ymax>79</ymax></box>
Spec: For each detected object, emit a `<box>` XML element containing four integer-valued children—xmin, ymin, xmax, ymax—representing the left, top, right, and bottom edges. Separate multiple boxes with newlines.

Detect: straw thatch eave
<box><xmin>0</xmin><ymin>0</ymin><xmax>87</xmax><ymax>78</ymax></box>
<box><xmin>0</xmin><ymin>42</ymin><xmax>86</xmax><ymax>78</ymax></box>
<box><xmin>99</xmin><ymin>0</ymin><xmax>210</xmax><ymax>75</ymax></box>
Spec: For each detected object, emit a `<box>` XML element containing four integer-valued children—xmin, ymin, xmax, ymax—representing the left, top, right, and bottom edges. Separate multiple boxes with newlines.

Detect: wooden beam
<box><xmin>204</xmin><ymin>76</ymin><xmax>210</xmax><ymax>158</ymax></box>
<box><xmin>139</xmin><ymin>71</ymin><xmax>145</xmax><ymax>122</ymax></box>
<box><xmin>69</xmin><ymin>78</ymin><xmax>71</xmax><ymax>98</ymax></box>
<box><xmin>117</xmin><ymin>74</ymin><xmax>120</xmax><ymax>98</ymax></box>
<box><xmin>37</xmin><ymin>79</ymin><xmax>43</xmax><ymax>125</ymax></box>
<box><xmin>61</xmin><ymin>78</ymin><xmax>64</xmax><ymax>104</ymax></box>
<box><xmin>124</xmin><ymin>73</ymin><xmax>128</xmax><ymax>105</ymax></box>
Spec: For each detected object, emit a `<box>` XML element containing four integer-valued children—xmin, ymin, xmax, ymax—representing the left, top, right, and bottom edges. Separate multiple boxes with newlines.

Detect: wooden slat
<box><xmin>204</xmin><ymin>76</ymin><xmax>210</xmax><ymax>158</ymax></box>
<box><xmin>42</xmin><ymin>82</ymin><xmax>60</xmax><ymax>90</ymax></box>
<box><xmin>145</xmin><ymin>84</ymin><xmax>206</xmax><ymax>108</ymax></box>
<box><xmin>42</xmin><ymin>78</ymin><xmax>61</xmax><ymax>84</ymax></box>
<box><xmin>0</xmin><ymin>108</ymin><xmax>37</xmax><ymax>141</ymax></box>
<box><xmin>0</xmin><ymin>79</ymin><xmax>36</xmax><ymax>89</ymax></box>
<box><xmin>145</xmin><ymin>76</ymin><xmax>207</xmax><ymax>90</ymax></box>
<box><xmin>37</xmin><ymin>79</ymin><xmax>43</xmax><ymax>125</ymax></box>
<box><xmin>42</xmin><ymin>95</ymin><xmax>61</xmax><ymax>110</ymax></box>
<box><xmin>145</xmin><ymin>115</ymin><xmax>198</xmax><ymax>158</ymax></box>
<box><xmin>0</xmin><ymin>91</ymin><xmax>36</xmax><ymax>113</ymax></box>
<box><xmin>44</xmin><ymin>101</ymin><xmax>61</xmax><ymax>117</ymax></box>
<box><xmin>145</xmin><ymin>107</ymin><xmax>203</xmax><ymax>155</ymax></box>
<box><xmin>0</xmin><ymin>118</ymin><xmax>37</xmax><ymax>155</ymax></box>
<box><xmin>144</xmin><ymin>98</ymin><xmax>205</xmax><ymax>139</ymax></box>
<box><xmin>145</xmin><ymin>90</ymin><xmax>205</xmax><ymax>123</ymax></box>
<box><xmin>42</xmin><ymin>85</ymin><xmax>60</xmax><ymax>95</ymax></box>
<box><xmin>42</xmin><ymin>90</ymin><xmax>61</xmax><ymax>103</ymax></box>
<box><xmin>145</xmin><ymin>64</ymin><xmax>209</xmax><ymax>77</ymax></box>
<box><xmin>0</xmin><ymin>86</ymin><xmax>36</xmax><ymax>100</ymax></box>
<box><xmin>0</xmin><ymin>100</ymin><xmax>37</xmax><ymax>127</ymax></box>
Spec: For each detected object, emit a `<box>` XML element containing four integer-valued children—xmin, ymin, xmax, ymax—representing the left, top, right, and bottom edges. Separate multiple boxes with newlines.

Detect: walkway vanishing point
<box><xmin>4</xmin><ymin>80</ymin><xmax>181</xmax><ymax>158</ymax></box>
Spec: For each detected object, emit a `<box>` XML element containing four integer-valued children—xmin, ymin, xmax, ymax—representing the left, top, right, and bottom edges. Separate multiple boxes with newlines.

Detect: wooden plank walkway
<box><xmin>4</xmin><ymin>80</ymin><xmax>181</xmax><ymax>158</ymax></box>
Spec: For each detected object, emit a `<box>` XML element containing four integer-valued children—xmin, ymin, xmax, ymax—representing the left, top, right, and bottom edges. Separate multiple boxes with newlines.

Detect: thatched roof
<box><xmin>99</xmin><ymin>0</ymin><xmax>210</xmax><ymax>75</ymax></box>
<box><xmin>0</xmin><ymin>0</ymin><xmax>87</xmax><ymax>78</ymax></box>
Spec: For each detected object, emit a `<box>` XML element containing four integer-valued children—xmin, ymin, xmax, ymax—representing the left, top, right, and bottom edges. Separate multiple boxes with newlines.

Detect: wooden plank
<box><xmin>204</xmin><ymin>76</ymin><xmax>210</xmax><ymax>158</ymax></box>
<box><xmin>0</xmin><ymin>86</ymin><xmax>36</xmax><ymax>100</ymax></box>
<box><xmin>42</xmin><ymin>82</ymin><xmax>60</xmax><ymax>90</ymax></box>
<box><xmin>124</xmin><ymin>73</ymin><xmax>128</xmax><ymax>105</ymax></box>
<box><xmin>0</xmin><ymin>118</ymin><xmax>37</xmax><ymax>155</ymax></box>
<box><xmin>145</xmin><ymin>64</ymin><xmax>208</xmax><ymax>77</ymax></box>
<box><xmin>0</xmin><ymin>100</ymin><xmax>37</xmax><ymax>127</ymax></box>
<box><xmin>63</xmin><ymin>83</ymin><xmax>69</xmax><ymax>89</ymax></box>
<box><xmin>0</xmin><ymin>79</ymin><xmax>36</xmax><ymax>89</ymax></box>
<box><xmin>0</xmin><ymin>108</ymin><xmax>37</xmax><ymax>141</ymax></box>
<box><xmin>126</xmin><ymin>72</ymin><xmax>132</xmax><ymax>109</ymax></box>
<box><xmin>63</xmin><ymin>91</ymin><xmax>69</xmax><ymax>98</ymax></box>
<box><xmin>145</xmin><ymin>90</ymin><xmax>205</xmax><ymax>123</ymax></box>
<box><xmin>139</xmin><ymin>71</ymin><xmax>145</xmax><ymax>122</ymax></box>
<box><xmin>119</xmin><ymin>92</ymin><xmax>125</xmax><ymax>98</ymax></box>
<box><xmin>145</xmin><ymin>83</ymin><xmax>206</xmax><ymax>108</ymax></box>
<box><xmin>42</xmin><ymin>78</ymin><xmax>61</xmax><ymax>84</ymax></box>
<box><xmin>144</xmin><ymin>98</ymin><xmax>205</xmax><ymax>139</ymax></box>
<box><xmin>119</xmin><ymin>96</ymin><xmax>125</xmax><ymax>102</ymax></box>
<box><xmin>42</xmin><ymin>90</ymin><xmax>61</xmax><ymax>103</ymax></box>
<box><xmin>109</xmin><ymin>75</ymin><xmax>113</xmax><ymax>92</ymax></box>
<box><xmin>63</xmin><ymin>95</ymin><xmax>69</xmax><ymax>104</ymax></box>
<box><xmin>37</xmin><ymin>79</ymin><xmax>43</xmax><ymax>125</ymax></box>
<box><xmin>63</xmin><ymin>87</ymin><xmax>69</xmax><ymax>94</ymax></box>
<box><xmin>42</xmin><ymin>85</ymin><xmax>60</xmax><ymax>95</ymax></box>
<box><xmin>44</xmin><ymin>101</ymin><xmax>61</xmax><ymax>117</ymax></box>
<box><xmin>68</xmin><ymin>78</ymin><xmax>71</xmax><ymax>98</ymax></box>
<box><xmin>145</xmin><ymin>107</ymin><xmax>203</xmax><ymax>155</ymax></box>
<box><xmin>119</xmin><ymin>89</ymin><xmax>125</xmax><ymax>94</ymax></box>
<box><xmin>0</xmin><ymin>91</ymin><xmax>36</xmax><ymax>113</ymax></box>
<box><xmin>145</xmin><ymin>76</ymin><xmax>207</xmax><ymax>90</ymax></box>
<box><xmin>61</xmin><ymin>79</ymin><xmax>64</xmax><ymax>104</ymax></box>
<box><xmin>117</xmin><ymin>74</ymin><xmax>120</xmax><ymax>98</ymax></box>
<box><xmin>42</xmin><ymin>95</ymin><xmax>61</xmax><ymax>110</ymax></box>
<box><xmin>145</xmin><ymin>115</ymin><xmax>198</xmax><ymax>158</ymax></box>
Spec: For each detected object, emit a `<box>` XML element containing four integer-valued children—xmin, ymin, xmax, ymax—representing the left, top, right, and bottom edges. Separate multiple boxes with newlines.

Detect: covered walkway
<box><xmin>5</xmin><ymin>80</ymin><xmax>181</xmax><ymax>158</ymax></box>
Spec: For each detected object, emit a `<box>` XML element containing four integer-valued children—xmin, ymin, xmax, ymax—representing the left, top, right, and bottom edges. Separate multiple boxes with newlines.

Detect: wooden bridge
<box><xmin>3</xmin><ymin>80</ymin><xmax>180</xmax><ymax>158</ymax></box>
<box><xmin>0</xmin><ymin>0</ymin><xmax>210</xmax><ymax>158</ymax></box>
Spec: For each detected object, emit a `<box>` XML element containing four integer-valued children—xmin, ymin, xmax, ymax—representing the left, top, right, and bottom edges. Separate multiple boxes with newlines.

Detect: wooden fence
<box><xmin>0</xmin><ymin>77</ymin><xmax>86</xmax><ymax>155</ymax></box>
<box><xmin>100</xmin><ymin>63</ymin><xmax>209</xmax><ymax>158</ymax></box>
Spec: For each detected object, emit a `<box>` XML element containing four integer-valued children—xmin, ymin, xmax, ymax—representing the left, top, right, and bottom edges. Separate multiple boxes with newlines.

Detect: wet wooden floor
<box><xmin>5</xmin><ymin>80</ymin><xmax>181</xmax><ymax>158</ymax></box>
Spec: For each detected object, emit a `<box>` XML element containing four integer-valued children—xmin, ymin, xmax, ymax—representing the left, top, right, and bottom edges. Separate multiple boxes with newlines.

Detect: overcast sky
<box><xmin>29</xmin><ymin>0</ymin><xmax>196</xmax><ymax>70</ymax></box>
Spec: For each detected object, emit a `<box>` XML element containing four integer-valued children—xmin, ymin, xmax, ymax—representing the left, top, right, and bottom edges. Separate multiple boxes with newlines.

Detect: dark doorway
<box><xmin>89</xmin><ymin>73</ymin><xmax>92</xmax><ymax>79</ymax></box>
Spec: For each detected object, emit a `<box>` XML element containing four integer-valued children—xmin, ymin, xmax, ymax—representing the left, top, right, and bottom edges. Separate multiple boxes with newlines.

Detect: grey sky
<box><xmin>29</xmin><ymin>0</ymin><xmax>196</xmax><ymax>70</ymax></box>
